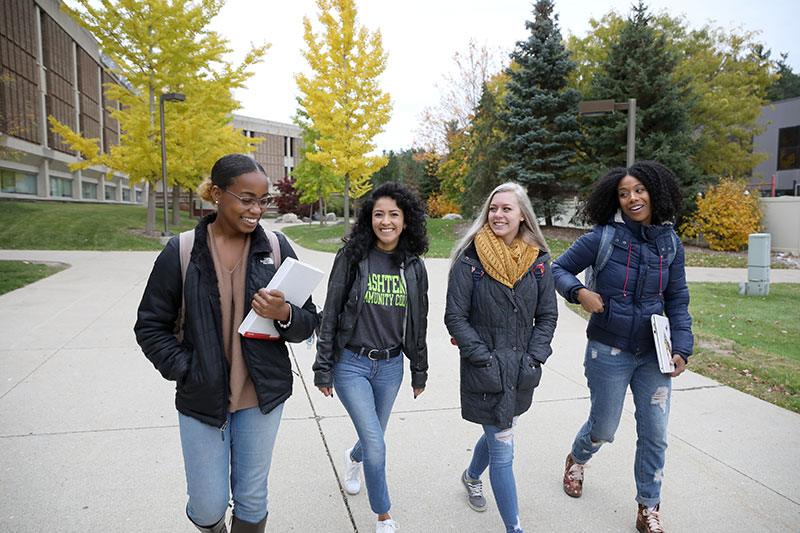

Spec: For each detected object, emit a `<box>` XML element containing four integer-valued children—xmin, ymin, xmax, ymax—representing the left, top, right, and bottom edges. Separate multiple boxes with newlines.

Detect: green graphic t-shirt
<box><xmin>348</xmin><ymin>247</ymin><xmax>406</xmax><ymax>351</ymax></box>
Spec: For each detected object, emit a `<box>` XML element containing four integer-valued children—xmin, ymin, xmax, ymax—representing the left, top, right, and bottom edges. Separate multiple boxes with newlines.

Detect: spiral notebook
<box><xmin>650</xmin><ymin>314</ymin><xmax>676</xmax><ymax>374</ymax></box>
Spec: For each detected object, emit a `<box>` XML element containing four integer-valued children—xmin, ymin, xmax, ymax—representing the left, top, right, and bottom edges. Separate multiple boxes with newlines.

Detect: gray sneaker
<box><xmin>461</xmin><ymin>469</ymin><xmax>487</xmax><ymax>512</ymax></box>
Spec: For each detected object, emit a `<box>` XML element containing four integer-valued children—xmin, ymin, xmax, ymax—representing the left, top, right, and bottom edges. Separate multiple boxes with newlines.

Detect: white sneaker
<box><xmin>376</xmin><ymin>518</ymin><xmax>399</xmax><ymax>532</ymax></box>
<box><xmin>343</xmin><ymin>447</ymin><xmax>362</xmax><ymax>495</ymax></box>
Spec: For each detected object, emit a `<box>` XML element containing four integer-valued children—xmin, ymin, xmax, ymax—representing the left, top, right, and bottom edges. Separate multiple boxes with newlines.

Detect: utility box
<box><xmin>739</xmin><ymin>233</ymin><xmax>771</xmax><ymax>296</ymax></box>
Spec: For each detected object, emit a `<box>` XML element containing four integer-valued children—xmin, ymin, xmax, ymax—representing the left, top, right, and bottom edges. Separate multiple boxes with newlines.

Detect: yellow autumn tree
<box><xmin>295</xmin><ymin>0</ymin><xmax>392</xmax><ymax>234</ymax></box>
<box><xmin>681</xmin><ymin>178</ymin><xmax>764</xmax><ymax>251</ymax></box>
<box><xmin>50</xmin><ymin>0</ymin><xmax>266</xmax><ymax>232</ymax></box>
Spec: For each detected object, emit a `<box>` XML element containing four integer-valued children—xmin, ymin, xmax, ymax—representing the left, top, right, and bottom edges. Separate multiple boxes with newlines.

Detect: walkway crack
<box><xmin>289</xmin><ymin>344</ymin><xmax>358</xmax><ymax>532</ymax></box>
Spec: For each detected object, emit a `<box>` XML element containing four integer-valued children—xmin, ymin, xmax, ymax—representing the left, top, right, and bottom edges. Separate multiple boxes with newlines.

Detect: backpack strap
<box><xmin>665</xmin><ymin>230</ymin><xmax>679</xmax><ymax>266</ymax></box>
<box><xmin>265</xmin><ymin>230</ymin><xmax>282</xmax><ymax>270</ymax></box>
<box><xmin>586</xmin><ymin>224</ymin><xmax>615</xmax><ymax>291</ymax></box>
<box><xmin>176</xmin><ymin>229</ymin><xmax>194</xmax><ymax>339</ymax></box>
<box><xmin>470</xmin><ymin>265</ymin><xmax>485</xmax><ymax>309</ymax></box>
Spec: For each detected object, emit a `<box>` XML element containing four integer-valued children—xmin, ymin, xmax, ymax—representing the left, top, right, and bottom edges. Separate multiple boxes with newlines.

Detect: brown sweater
<box><xmin>207</xmin><ymin>224</ymin><xmax>258</xmax><ymax>412</ymax></box>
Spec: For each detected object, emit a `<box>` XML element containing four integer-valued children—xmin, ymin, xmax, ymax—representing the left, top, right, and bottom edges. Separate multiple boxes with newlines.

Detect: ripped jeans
<box><xmin>571</xmin><ymin>339</ymin><xmax>671</xmax><ymax>507</ymax></box>
<box><xmin>467</xmin><ymin>417</ymin><xmax>522</xmax><ymax>533</ymax></box>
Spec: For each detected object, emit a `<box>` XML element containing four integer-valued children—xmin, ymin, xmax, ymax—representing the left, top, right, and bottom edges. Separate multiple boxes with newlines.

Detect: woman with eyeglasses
<box><xmin>135</xmin><ymin>153</ymin><xmax>319</xmax><ymax>533</ymax></box>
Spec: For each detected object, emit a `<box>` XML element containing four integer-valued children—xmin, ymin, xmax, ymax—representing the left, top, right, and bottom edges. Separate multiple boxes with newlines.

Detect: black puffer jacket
<box><xmin>313</xmin><ymin>247</ymin><xmax>429</xmax><ymax>389</ymax></box>
<box><xmin>445</xmin><ymin>242</ymin><xmax>558</xmax><ymax>429</ymax></box>
<box><xmin>135</xmin><ymin>214</ymin><xmax>318</xmax><ymax>429</ymax></box>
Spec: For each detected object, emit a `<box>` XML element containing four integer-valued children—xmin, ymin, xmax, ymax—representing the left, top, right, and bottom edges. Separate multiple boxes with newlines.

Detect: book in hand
<box><xmin>238</xmin><ymin>257</ymin><xmax>325</xmax><ymax>340</ymax></box>
<box><xmin>650</xmin><ymin>314</ymin><xmax>676</xmax><ymax>374</ymax></box>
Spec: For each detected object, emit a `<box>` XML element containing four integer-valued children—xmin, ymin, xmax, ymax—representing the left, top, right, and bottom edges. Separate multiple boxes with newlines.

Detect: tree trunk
<box><xmin>319</xmin><ymin>189</ymin><xmax>324</xmax><ymax>227</ymax></box>
<box><xmin>343</xmin><ymin>174</ymin><xmax>351</xmax><ymax>236</ymax></box>
<box><xmin>171</xmin><ymin>184</ymin><xmax>181</xmax><ymax>226</ymax></box>
<box><xmin>146</xmin><ymin>182</ymin><xmax>156</xmax><ymax>233</ymax></box>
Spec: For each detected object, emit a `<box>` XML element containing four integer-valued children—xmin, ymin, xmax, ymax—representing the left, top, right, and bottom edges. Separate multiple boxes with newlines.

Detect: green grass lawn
<box><xmin>0</xmin><ymin>200</ymin><xmax>195</xmax><ymax>251</ymax></box>
<box><xmin>0</xmin><ymin>260</ymin><xmax>68</xmax><ymax>295</ymax></box>
<box><xmin>282</xmin><ymin>219</ymin><xmax>574</xmax><ymax>260</ymax></box>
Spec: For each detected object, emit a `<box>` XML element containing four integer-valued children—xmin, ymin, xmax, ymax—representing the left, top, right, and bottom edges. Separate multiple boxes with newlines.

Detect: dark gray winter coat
<box><xmin>445</xmin><ymin>242</ymin><xmax>558</xmax><ymax>429</ymax></box>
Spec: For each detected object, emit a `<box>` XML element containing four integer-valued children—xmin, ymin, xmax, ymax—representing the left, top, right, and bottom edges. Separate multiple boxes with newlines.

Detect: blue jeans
<box><xmin>571</xmin><ymin>339</ymin><xmax>671</xmax><ymax>507</ymax></box>
<box><xmin>334</xmin><ymin>348</ymin><xmax>403</xmax><ymax>514</ymax></box>
<box><xmin>178</xmin><ymin>404</ymin><xmax>284</xmax><ymax>526</ymax></box>
<box><xmin>467</xmin><ymin>418</ymin><xmax>523</xmax><ymax>533</ymax></box>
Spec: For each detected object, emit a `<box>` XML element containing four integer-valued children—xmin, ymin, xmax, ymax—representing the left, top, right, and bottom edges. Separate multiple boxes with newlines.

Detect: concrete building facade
<box><xmin>1</xmin><ymin>0</ymin><xmax>303</xmax><ymax>207</ymax></box>
<box><xmin>751</xmin><ymin>96</ymin><xmax>800</xmax><ymax>196</ymax></box>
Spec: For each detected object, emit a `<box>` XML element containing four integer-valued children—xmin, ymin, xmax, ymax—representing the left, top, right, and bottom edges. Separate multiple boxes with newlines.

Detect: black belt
<box><xmin>346</xmin><ymin>344</ymin><xmax>403</xmax><ymax>360</ymax></box>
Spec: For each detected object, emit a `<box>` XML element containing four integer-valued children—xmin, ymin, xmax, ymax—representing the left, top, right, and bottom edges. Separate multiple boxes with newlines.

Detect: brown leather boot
<box><xmin>231</xmin><ymin>514</ymin><xmax>267</xmax><ymax>533</ymax></box>
<box><xmin>636</xmin><ymin>503</ymin><xmax>665</xmax><ymax>533</ymax></box>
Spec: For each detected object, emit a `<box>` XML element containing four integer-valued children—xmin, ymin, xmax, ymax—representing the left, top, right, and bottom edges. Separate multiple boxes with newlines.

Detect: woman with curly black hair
<box><xmin>313</xmin><ymin>182</ymin><xmax>429</xmax><ymax>533</ymax></box>
<box><xmin>552</xmin><ymin>161</ymin><xmax>693</xmax><ymax>533</ymax></box>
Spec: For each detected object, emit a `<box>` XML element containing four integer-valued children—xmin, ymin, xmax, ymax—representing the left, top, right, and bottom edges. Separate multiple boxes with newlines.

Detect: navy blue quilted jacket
<box><xmin>552</xmin><ymin>213</ymin><xmax>693</xmax><ymax>360</ymax></box>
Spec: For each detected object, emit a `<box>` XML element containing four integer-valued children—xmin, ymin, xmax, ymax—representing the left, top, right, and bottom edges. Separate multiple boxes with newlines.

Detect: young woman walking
<box><xmin>445</xmin><ymin>182</ymin><xmax>558</xmax><ymax>533</ymax></box>
<box><xmin>135</xmin><ymin>154</ymin><xmax>319</xmax><ymax>532</ymax></box>
<box><xmin>552</xmin><ymin>161</ymin><xmax>693</xmax><ymax>533</ymax></box>
<box><xmin>313</xmin><ymin>182</ymin><xmax>430</xmax><ymax>533</ymax></box>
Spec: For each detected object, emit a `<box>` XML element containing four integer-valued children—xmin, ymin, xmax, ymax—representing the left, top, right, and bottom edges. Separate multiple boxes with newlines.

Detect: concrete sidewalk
<box><xmin>1</xmin><ymin>226</ymin><xmax>798</xmax><ymax>532</ymax></box>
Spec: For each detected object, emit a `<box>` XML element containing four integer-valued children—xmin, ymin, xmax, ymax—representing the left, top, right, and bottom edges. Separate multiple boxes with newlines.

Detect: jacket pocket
<box><xmin>461</xmin><ymin>353</ymin><xmax>503</xmax><ymax>394</ymax></box>
<box><xmin>607</xmin><ymin>296</ymin><xmax>634</xmax><ymax>336</ymax></box>
<box><xmin>517</xmin><ymin>356</ymin><xmax>542</xmax><ymax>391</ymax></box>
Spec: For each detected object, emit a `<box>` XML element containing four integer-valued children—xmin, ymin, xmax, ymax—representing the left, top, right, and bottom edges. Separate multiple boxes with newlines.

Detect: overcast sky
<box><xmin>208</xmin><ymin>0</ymin><xmax>798</xmax><ymax>153</ymax></box>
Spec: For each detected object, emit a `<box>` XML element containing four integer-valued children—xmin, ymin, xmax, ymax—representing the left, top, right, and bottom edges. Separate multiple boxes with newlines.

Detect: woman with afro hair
<box><xmin>552</xmin><ymin>161</ymin><xmax>693</xmax><ymax>533</ymax></box>
<box><xmin>313</xmin><ymin>182</ymin><xmax>429</xmax><ymax>533</ymax></box>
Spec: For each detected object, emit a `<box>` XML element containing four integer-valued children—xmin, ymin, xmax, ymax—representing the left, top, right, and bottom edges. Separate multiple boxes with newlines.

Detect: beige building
<box><xmin>1</xmin><ymin>0</ymin><xmax>302</xmax><ymax>205</ymax></box>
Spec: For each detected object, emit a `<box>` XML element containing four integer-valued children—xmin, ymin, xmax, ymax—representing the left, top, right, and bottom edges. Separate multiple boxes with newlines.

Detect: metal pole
<box><xmin>159</xmin><ymin>95</ymin><xmax>171</xmax><ymax>237</ymax></box>
<box><xmin>626</xmin><ymin>98</ymin><xmax>636</xmax><ymax>168</ymax></box>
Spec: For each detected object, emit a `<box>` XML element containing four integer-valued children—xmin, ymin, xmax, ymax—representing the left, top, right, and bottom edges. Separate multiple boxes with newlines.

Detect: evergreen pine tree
<box><xmin>463</xmin><ymin>83</ymin><xmax>505</xmax><ymax>216</ymax></box>
<box><xmin>767</xmin><ymin>53</ymin><xmax>800</xmax><ymax>102</ymax></box>
<box><xmin>499</xmin><ymin>0</ymin><xmax>582</xmax><ymax>226</ymax></box>
<box><xmin>584</xmin><ymin>1</ymin><xmax>702</xmax><ymax>214</ymax></box>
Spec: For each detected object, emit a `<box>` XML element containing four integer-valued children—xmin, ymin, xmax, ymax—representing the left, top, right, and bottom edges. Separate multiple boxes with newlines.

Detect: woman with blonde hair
<box><xmin>445</xmin><ymin>182</ymin><xmax>558</xmax><ymax>532</ymax></box>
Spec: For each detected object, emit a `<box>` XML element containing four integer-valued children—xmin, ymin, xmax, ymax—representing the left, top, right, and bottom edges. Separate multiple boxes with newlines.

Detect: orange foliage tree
<box><xmin>680</xmin><ymin>178</ymin><xmax>763</xmax><ymax>251</ymax></box>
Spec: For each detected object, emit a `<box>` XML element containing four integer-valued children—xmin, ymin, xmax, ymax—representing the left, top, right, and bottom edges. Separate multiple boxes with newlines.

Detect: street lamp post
<box><xmin>159</xmin><ymin>92</ymin><xmax>186</xmax><ymax>239</ymax></box>
<box><xmin>578</xmin><ymin>98</ymin><xmax>637</xmax><ymax>167</ymax></box>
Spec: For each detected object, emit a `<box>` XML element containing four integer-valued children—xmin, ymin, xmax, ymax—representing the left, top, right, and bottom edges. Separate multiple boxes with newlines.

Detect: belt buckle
<box><xmin>367</xmin><ymin>348</ymin><xmax>382</xmax><ymax>361</ymax></box>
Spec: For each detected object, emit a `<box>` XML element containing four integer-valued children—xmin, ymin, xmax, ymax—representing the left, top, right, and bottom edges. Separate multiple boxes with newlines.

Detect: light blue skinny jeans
<box><xmin>334</xmin><ymin>347</ymin><xmax>404</xmax><ymax>515</ymax></box>
<box><xmin>178</xmin><ymin>404</ymin><xmax>284</xmax><ymax>527</ymax></box>
<box><xmin>467</xmin><ymin>418</ymin><xmax>523</xmax><ymax>533</ymax></box>
<box><xmin>570</xmin><ymin>339</ymin><xmax>671</xmax><ymax>508</ymax></box>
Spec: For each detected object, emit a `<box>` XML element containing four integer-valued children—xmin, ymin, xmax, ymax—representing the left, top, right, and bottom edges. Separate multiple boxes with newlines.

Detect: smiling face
<box><xmin>488</xmin><ymin>191</ymin><xmax>524</xmax><ymax>245</ymax></box>
<box><xmin>372</xmin><ymin>196</ymin><xmax>405</xmax><ymax>252</ymax></box>
<box><xmin>211</xmin><ymin>170</ymin><xmax>270</xmax><ymax>235</ymax></box>
<box><xmin>617</xmin><ymin>174</ymin><xmax>652</xmax><ymax>225</ymax></box>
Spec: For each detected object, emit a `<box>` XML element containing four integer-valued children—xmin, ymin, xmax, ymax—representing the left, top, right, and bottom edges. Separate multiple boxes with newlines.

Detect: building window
<box><xmin>50</xmin><ymin>177</ymin><xmax>73</xmax><ymax>198</ymax></box>
<box><xmin>105</xmin><ymin>184</ymin><xmax>116</xmax><ymax>201</ymax></box>
<box><xmin>122</xmin><ymin>187</ymin><xmax>131</xmax><ymax>202</ymax></box>
<box><xmin>136</xmin><ymin>190</ymin><xmax>142</xmax><ymax>203</ymax></box>
<box><xmin>778</xmin><ymin>126</ymin><xmax>800</xmax><ymax>170</ymax></box>
<box><xmin>1</xmin><ymin>169</ymin><xmax>38</xmax><ymax>195</ymax></box>
<box><xmin>82</xmin><ymin>182</ymin><xmax>98</xmax><ymax>199</ymax></box>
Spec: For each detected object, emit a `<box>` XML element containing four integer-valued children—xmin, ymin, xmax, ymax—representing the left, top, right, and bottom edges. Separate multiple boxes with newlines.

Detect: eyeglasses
<box><xmin>223</xmin><ymin>189</ymin><xmax>273</xmax><ymax>208</ymax></box>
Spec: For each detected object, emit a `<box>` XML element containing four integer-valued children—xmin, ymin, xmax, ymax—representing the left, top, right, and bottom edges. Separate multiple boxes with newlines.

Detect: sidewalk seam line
<box><xmin>289</xmin><ymin>343</ymin><xmax>358</xmax><ymax>533</ymax></box>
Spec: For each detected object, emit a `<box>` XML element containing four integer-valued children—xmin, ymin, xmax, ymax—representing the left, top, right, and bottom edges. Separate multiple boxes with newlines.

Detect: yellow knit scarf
<box><xmin>474</xmin><ymin>223</ymin><xmax>539</xmax><ymax>289</ymax></box>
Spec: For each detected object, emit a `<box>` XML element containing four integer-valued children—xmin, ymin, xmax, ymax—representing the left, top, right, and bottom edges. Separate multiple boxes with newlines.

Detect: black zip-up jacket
<box><xmin>445</xmin><ymin>242</ymin><xmax>558</xmax><ymax>429</ymax></box>
<box><xmin>135</xmin><ymin>214</ymin><xmax>318</xmax><ymax>429</ymax></box>
<box><xmin>313</xmin><ymin>247</ymin><xmax>429</xmax><ymax>389</ymax></box>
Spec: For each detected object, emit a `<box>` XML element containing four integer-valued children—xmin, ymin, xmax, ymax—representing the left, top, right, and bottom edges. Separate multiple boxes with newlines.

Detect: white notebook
<box><xmin>650</xmin><ymin>314</ymin><xmax>676</xmax><ymax>373</ymax></box>
<box><xmin>238</xmin><ymin>257</ymin><xmax>325</xmax><ymax>340</ymax></box>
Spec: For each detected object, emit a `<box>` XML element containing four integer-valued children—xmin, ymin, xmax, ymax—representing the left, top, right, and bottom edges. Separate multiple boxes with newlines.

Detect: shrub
<box><xmin>426</xmin><ymin>192</ymin><xmax>460</xmax><ymax>218</ymax></box>
<box><xmin>680</xmin><ymin>178</ymin><xmax>763</xmax><ymax>251</ymax></box>
<box><xmin>274</xmin><ymin>177</ymin><xmax>311</xmax><ymax>217</ymax></box>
